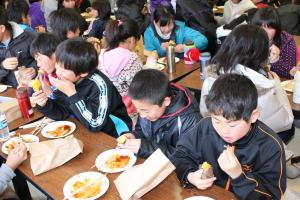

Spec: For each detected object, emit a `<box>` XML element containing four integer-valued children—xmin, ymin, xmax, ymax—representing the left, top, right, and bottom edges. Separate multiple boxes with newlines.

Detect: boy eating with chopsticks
<box><xmin>172</xmin><ymin>74</ymin><xmax>286</xmax><ymax>199</ymax></box>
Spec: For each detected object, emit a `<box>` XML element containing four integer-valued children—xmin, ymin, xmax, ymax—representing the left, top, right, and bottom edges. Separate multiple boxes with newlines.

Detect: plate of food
<box><xmin>95</xmin><ymin>148</ymin><xmax>137</xmax><ymax>173</ymax></box>
<box><xmin>63</xmin><ymin>171</ymin><xmax>109</xmax><ymax>200</ymax></box>
<box><xmin>184</xmin><ymin>196</ymin><xmax>215</xmax><ymax>200</ymax></box>
<box><xmin>158</xmin><ymin>57</ymin><xmax>180</xmax><ymax>65</ymax></box>
<box><xmin>0</xmin><ymin>85</ymin><xmax>8</xmax><ymax>93</ymax></box>
<box><xmin>2</xmin><ymin>134</ymin><xmax>39</xmax><ymax>154</ymax></box>
<box><xmin>143</xmin><ymin>63</ymin><xmax>165</xmax><ymax>71</ymax></box>
<box><xmin>281</xmin><ymin>80</ymin><xmax>294</xmax><ymax>92</ymax></box>
<box><xmin>41</xmin><ymin>121</ymin><xmax>76</xmax><ymax>139</ymax></box>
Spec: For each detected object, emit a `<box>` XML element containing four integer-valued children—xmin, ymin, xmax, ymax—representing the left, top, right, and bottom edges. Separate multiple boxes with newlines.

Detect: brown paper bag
<box><xmin>0</xmin><ymin>97</ymin><xmax>22</xmax><ymax>123</ymax></box>
<box><xmin>29</xmin><ymin>135</ymin><xmax>83</xmax><ymax>175</ymax></box>
<box><xmin>114</xmin><ymin>149</ymin><xmax>175</xmax><ymax>200</ymax></box>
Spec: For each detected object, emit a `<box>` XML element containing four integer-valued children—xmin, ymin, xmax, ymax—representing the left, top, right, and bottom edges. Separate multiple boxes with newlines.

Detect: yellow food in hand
<box><xmin>38</xmin><ymin>69</ymin><xmax>45</xmax><ymax>75</ymax></box>
<box><xmin>117</xmin><ymin>135</ymin><xmax>127</xmax><ymax>144</ymax></box>
<box><xmin>201</xmin><ymin>161</ymin><xmax>212</xmax><ymax>171</ymax></box>
<box><xmin>32</xmin><ymin>79</ymin><xmax>41</xmax><ymax>92</ymax></box>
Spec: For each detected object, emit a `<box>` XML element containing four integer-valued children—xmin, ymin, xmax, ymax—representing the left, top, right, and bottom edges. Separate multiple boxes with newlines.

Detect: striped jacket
<box><xmin>37</xmin><ymin>70</ymin><xmax>132</xmax><ymax>137</ymax></box>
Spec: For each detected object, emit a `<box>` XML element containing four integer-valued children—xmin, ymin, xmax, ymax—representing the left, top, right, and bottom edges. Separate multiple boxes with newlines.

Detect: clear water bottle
<box><xmin>0</xmin><ymin>112</ymin><xmax>10</xmax><ymax>139</ymax></box>
<box><xmin>167</xmin><ymin>45</ymin><xmax>176</xmax><ymax>73</ymax></box>
<box><xmin>200</xmin><ymin>52</ymin><xmax>211</xmax><ymax>80</ymax></box>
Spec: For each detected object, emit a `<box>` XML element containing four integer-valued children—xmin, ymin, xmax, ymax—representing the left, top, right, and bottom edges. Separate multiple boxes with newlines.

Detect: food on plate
<box><xmin>105</xmin><ymin>154</ymin><xmax>130</xmax><ymax>169</ymax></box>
<box><xmin>47</xmin><ymin>124</ymin><xmax>71</xmax><ymax>137</ymax></box>
<box><xmin>72</xmin><ymin>178</ymin><xmax>101</xmax><ymax>198</ymax></box>
<box><xmin>21</xmin><ymin>136</ymin><xmax>34</xmax><ymax>143</ymax></box>
<box><xmin>117</xmin><ymin>135</ymin><xmax>127</xmax><ymax>144</ymax></box>
<box><xmin>5</xmin><ymin>141</ymin><xmax>20</xmax><ymax>153</ymax></box>
<box><xmin>31</xmin><ymin>79</ymin><xmax>41</xmax><ymax>92</ymax></box>
<box><xmin>200</xmin><ymin>161</ymin><xmax>214</xmax><ymax>179</ymax></box>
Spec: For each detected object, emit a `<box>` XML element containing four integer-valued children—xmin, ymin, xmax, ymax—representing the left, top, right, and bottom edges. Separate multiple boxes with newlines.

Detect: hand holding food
<box><xmin>6</xmin><ymin>142</ymin><xmax>27</xmax><ymax>171</ymax></box>
<box><xmin>187</xmin><ymin>169</ymin><xmax>216</xmax><ymax>190</ymax></box>
<box><xmin>117</xmin><ymin>135</ymin><xmax>128</xmax><ymax>144</ymax></box>
<box><xmin>31</xmin><ymin>90</ymin><xmax>48</xmax><ymax>107</ymax></box>
<box><xmin>217</xmin><ymin>145</ymin><xmax>242</xmax><ymax>179</ymax></box>
<box><xmin>200</xmin><ymin>161</ymin><xmax>214</xmax><ymax>179</ymax></box>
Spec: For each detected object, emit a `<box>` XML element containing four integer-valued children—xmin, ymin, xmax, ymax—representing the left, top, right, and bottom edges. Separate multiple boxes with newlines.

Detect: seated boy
<box><xmin>0</xmin><ymin>7</ymin><xmax>37</xmax><ymax>88</ymax></box>
<box><xmin>7</xmin><ymin>0</ymin><xmax>34</xmax><ymax>32</ymax></box>
<box><xmin>31</xmin><ymin>38</ymin><xmax>132</xmax><ymax>137</ymax></box>
<box><xmin>30</xmin><ymin>33</ymin><xmax>59</xmax><ymax>98</ymax></box>
<box><xmin>172</xmin><ymin>74</ymin><xmax>286</xmax><ymax>199</ymax></box>
<box><xmin>118</xmin><ymin>69</ymin><xmax>201</xmax><ymax>158</ymax></box>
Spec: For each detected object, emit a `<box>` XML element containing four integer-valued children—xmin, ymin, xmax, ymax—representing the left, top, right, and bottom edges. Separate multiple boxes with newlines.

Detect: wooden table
<box><xmin>163</xmin><ymin>60</ymin><xmax>200</xmax><ymax>82</ymax></box>
<box><xmin>0</xmin><ymin>87</ymin><xmax>44</xmax><ymax>131</ymax></box>
<box><xmin>4</xmin><ymin>118</ymin><xmax>236</xmax><ymax>200</ymax></box>
<box><xmin>177</xmin><ymin>69</ymin><xmax>203</xmax><ymax>90</ymax></box>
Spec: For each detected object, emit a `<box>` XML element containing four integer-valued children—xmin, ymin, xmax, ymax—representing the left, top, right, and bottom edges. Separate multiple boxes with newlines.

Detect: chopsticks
<box><xmin>62</xmin><ymin>173</ymin><xmax>107</xmax><ymax>200</ymax></box>
<box><xmin>30</xmin><ymin>117</ymin><xmax>47</xmax><ymax>135</ymax></box>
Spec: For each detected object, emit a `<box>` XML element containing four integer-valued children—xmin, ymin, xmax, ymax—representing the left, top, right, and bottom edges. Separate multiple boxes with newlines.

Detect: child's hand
<box><xmin>19</xmin><ymin>67</ymin><xmax>36</xmax><ymax>80</ymax></box>
<box><xmin>118</xmin><ymin>138</ymin><xmax>141</xmax><ymax>154</ymax></box>
<box><xmin>49</xmin><ymin>76</ymin><xmax>76</xmax><ymax>97</ymax></box>
<box><xmin>174</xmin><ymin>44</ymin><xmax>184</xmax><ymax>53</ymax></box>
<box><xmin>269</xmin><ymin>44</ymin><xmax>280</xmax><ymax>64</ymax></box>
<box><xmin>6</xmin><ymin>143</ymin><xmax>27</xmax><ymax>171</ymax></box>
<box><xmin>32</xmin><ymin>90</ymin><xmax>48</xmax><ymax>107</ymax></box>
<box><xmin>38</xmin><ymin>75</ymin><xmax>53</xmax><ymax>96</ymax></box>
<box><xmin>161</xmin><ymin>42</ymin><xmax>169</xmax><ymax>51</ymax></box>
<box><xmin>217</xmin><ymin>146</ymin><xmax>242</xmax><ymax>179</ymax></box>
<box><xmin>268</xmin><ymin>71</ymin><xmax>280</xmax><ymax>80</ymax></box>
<box><xmin>289</xmin><ymin>66</ymin><xmax>300</xmax><ymax>77</ymax></box>
<box><xmin>2</xmin><ymin>57</ymin><xmax>18</xmax><ymax>70</ymax></box>
<box><xmin>187</xmin><ymin>169</ymin><xmax>216</xmax><ymax>190</ymax></box>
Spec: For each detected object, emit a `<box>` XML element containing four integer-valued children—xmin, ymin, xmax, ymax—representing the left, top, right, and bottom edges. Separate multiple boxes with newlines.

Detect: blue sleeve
<box><xmin>144</xmin><ymin>26</ymin><xmax>166</xmax><ymax>57</ymax></box>
<box><xmin>183</xmin><ymin>26</ymin><xmax>208</xmax><ymax>51</ymax></box>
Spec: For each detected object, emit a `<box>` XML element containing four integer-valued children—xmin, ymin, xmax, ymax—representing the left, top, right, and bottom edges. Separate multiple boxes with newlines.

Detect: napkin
<box><xmin>0</xmin><ymin>97</ymin><xmax>22</xmax><ymax>123</ymax></box>
<box><xmin>29</xmin><ymin>135</ymin><xmax>83</xmax><ymax>175</ymax></box>
<box><xmin>114</xmin><ymin>149</ymin><xmax>175</xmax><ymax>200</ymax></box>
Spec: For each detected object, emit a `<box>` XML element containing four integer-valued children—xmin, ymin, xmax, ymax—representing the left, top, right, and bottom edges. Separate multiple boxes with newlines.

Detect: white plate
<box><xmin>0</xmin><ymin>85</ymin><xmax>7</xmax><ymax>93</ymax></box>
<box><xmin>143</xmin><ymin>63</ymin><xmax>165</xmax><ymax>71</ymax></box>
<box><xmin>281</xmin><ymin>80</ymin><xmax>294</xmax><ymax>92</ymax></box>
<box><xmin>41</xmin><ymin>121</ymin><xmax>76</xmax><ymax>139</ymax></box>
<box><xmin>158</xmin><ymin>57</ymin><xmax>180</xmax><ymax>65</ymax></box>
<box><xmin>2</xmin><ymin>134</ymin><xmax>39</xmax><ymax>154</ymax></box>
<box><xmin>184</xmin><ymin>196</ymin><xmax>215</xmax><ymax>200</ymax></box>
<box><xmin>95</xmin><ymin>148</ymin><xmax>137</xmax><ymax>173</ymax></box>
<box><xmin>63</xmin><ymin>171</ymin><xmax>109</xmax><ymax>200</ymax></box>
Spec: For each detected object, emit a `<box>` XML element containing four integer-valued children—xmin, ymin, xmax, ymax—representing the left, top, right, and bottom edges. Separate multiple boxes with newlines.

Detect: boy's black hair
<box><xmin>117</xmin><ymin>0</ymin><xmax>146</xmax><ymax>9</ymax></box>
<box><xmin>105</xmin><ymin>19</ymin><xmax>140</xmax><ymax>51</ymax></box>
<box><xmin>206</xmin><ymin>74</ymin><xmax>258</xmax><ymax>122</ymax></box>
<box><xmin>55</xmin><ymin>38</ymin><xmax>98</xmax><ymax>76</ymax></box>
<box><xmin>212</xmin><ymin>24</ymin><xmax>269</xmax><ymax>75</ymax></box>
<box><xmin>251</xmin><ymin>7</ymin><xmax>281</xmax><ymax>47</ymax></box>
<box><xmin>128</xmin><ymin>69</ymin><xmax>172</xmax><ymax>106</ymax></box>
<box><xmin>49</xmin><ymin>8</ymin><xmax>81</xmax><ymax>42</ymax></box>
<box><xmin>92</xmin><ymin>0</ymin><xmax>111</xmax><ymax>20</ymax></box>
<box><xmin>7</xmin><ymin>0</ymin><xmax>29</xmax><ymax>24</ymax></box>
<box><xmin>0</xmin><ymin>6</ymin><xmax>12</xmax><ymax>33</ymax></box>
<box><xmin>153</xmin><ymin>5</ymin><xmax>175</xmax><ymax>26</ymax></box>
<box><xmin>30</xmin><ymin>33</ymin><xmax>60</xmax><ymax>57</ymax></box>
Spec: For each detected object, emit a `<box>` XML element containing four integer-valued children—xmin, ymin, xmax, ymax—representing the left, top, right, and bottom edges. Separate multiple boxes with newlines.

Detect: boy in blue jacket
<box><xmin>172</xmin><ymin>74</ymin><xmax>286</xmax><ymax>200</ymax></box>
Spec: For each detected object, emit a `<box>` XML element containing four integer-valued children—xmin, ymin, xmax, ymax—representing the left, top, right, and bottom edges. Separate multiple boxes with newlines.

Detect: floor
<box><xmin>21</xmin><ymin>128</ymin><xmax>300</xmax><ymax>199</ymax></box>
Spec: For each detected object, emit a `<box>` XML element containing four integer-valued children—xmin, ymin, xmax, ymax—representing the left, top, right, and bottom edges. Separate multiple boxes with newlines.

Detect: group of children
<box><xmin>0</xmin><ymin>0</ymin><xmax>300</xmax><ymax>199</ymax></box>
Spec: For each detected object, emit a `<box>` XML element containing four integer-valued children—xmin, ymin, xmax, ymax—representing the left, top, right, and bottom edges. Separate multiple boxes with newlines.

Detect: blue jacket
<box><xmin>144</xmin><ymin>20</ymin><xmax>208</xmax><ymax>57</ymax></box>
